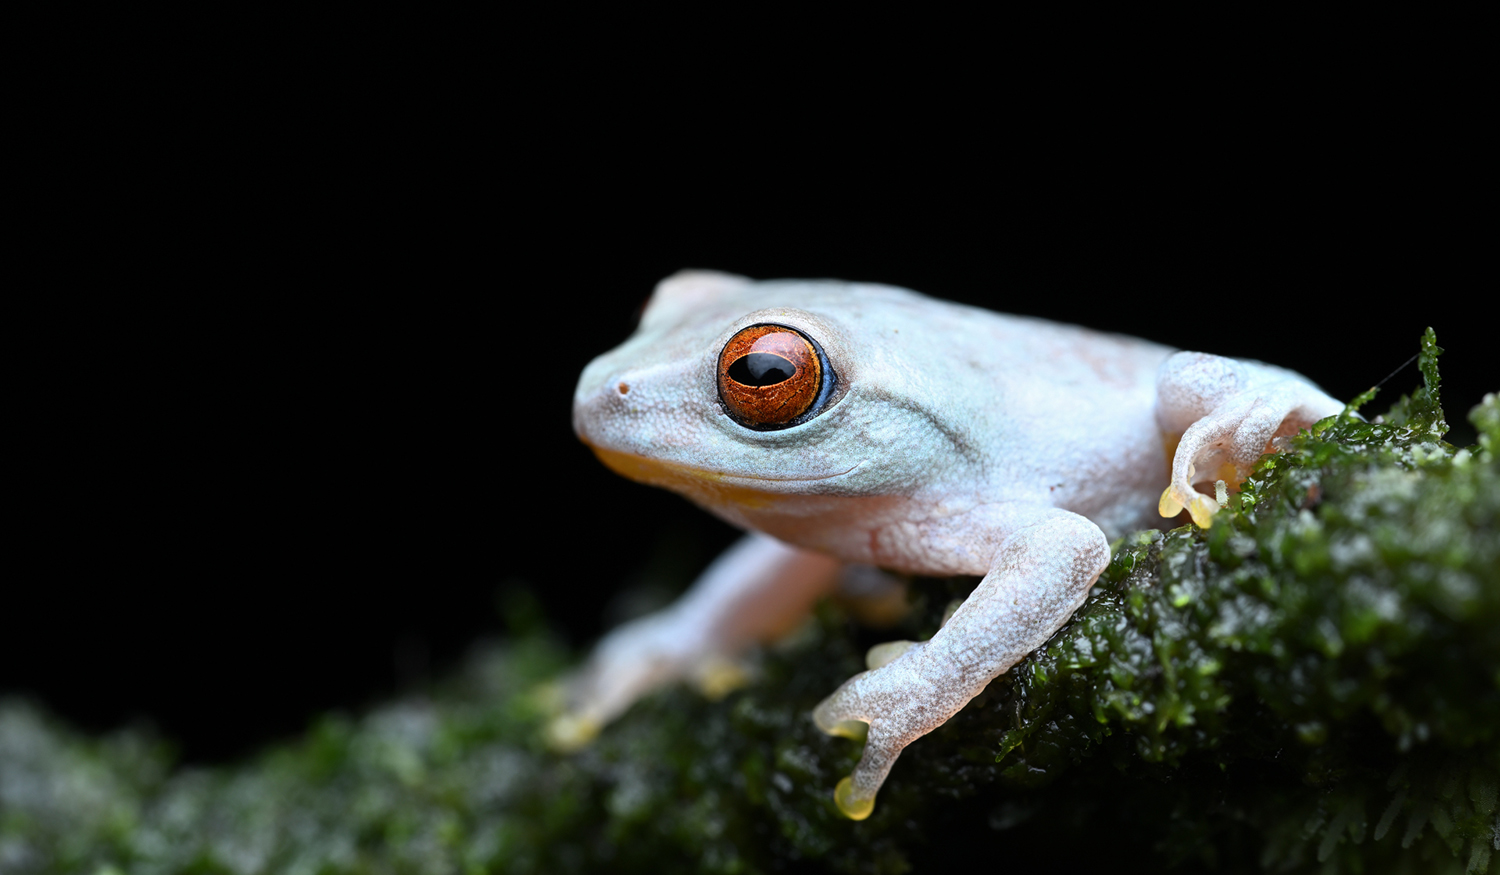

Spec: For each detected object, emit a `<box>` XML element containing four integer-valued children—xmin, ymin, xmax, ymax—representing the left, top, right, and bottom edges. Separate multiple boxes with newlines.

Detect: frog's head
<box><xmin>572</xmin><ymin>271</ymin><xmax>977</xmax><ymax>528</ymax></box>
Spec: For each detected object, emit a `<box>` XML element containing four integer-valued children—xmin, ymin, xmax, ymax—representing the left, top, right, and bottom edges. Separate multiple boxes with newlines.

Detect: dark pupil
<box><xmin>728</xmin><ymin>352</ymin><xmax>795</xmax><ymax>387</ymax></box>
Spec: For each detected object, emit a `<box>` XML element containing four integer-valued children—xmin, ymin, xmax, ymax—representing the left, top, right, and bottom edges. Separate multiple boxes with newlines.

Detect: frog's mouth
<box><xmin>583</xmin><ymin>442</ymin><xmax>859</xmax><ymax>507</ymax></box>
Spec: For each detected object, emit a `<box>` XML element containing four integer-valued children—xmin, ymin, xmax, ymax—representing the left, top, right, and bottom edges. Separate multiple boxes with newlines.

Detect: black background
<box><xmin>9</xmin><ymin>71</ymin><xmax>1488</xmax><ymax>766</ymax></box>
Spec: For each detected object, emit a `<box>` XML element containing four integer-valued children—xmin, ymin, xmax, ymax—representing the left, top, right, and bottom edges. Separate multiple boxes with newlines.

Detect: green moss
<box><xmin>2</xmin><ymin>331</ymin><xmax>1495</xmax><ymax>874</ymax></box>
<box><xmin>966</xmin><ymin>330</ymin><xmax>1498</xmax><ymax>873</ymax></box>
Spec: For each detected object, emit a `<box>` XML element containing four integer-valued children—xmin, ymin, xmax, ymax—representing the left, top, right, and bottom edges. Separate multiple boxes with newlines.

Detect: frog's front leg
<box><xmin>1155</xmin><ymin>352</ymin><xmax>1345</xmax><ymax>528</ymax></box>
<box><xmin>548</xmin><ymin>532</ymin><xmax>842</xmax><ymax>750</ymax></box>
<box><xmin>813</xmin><ymin>506</ymin><xmax>1109</xmax><ymax>819</ymax></box>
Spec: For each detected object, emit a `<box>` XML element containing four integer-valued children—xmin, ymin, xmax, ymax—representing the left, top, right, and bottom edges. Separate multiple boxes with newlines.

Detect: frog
<box><xmin>554</xmin><ymin>269</ymin><xmax>1345</xmax><ymax>820</ymax></box>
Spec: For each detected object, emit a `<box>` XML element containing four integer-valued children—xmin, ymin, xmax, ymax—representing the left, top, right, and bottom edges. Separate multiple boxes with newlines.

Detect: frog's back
<box><xmin>762</xmin><ymin>281</ymin><xmax>1174</xmax><ymax>536</ymax></box>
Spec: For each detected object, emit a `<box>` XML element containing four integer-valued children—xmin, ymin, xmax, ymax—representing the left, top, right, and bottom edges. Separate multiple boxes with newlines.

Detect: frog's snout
<box><xmin>570</xmin><ymin>361</ymin><xmax>628</xmax><ymax>442</ymax></box>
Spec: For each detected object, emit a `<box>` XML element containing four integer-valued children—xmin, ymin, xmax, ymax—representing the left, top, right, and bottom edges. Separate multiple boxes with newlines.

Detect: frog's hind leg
<box><xmin>547</xmin><ymin>533</ymin><xmax>842</xmax><ymax>750</ymax></box>
<box><xmin>1155</xmin><ymin>352</ymin><xmax>1345</xmax><ymax>528</ymax></box>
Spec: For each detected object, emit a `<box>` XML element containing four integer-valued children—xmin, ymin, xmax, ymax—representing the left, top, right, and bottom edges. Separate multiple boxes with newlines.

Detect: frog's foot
<box><xmin>813</xmin><ymin>638</ymin><xmax>1004</xmax><ymax>820</ymax></box>
<box><xmin>813</xmin><ymin>641</ymin><xmax>961</xmax><ymax>820</ymax></box>
<box><xmin>544</xmin><ymin>610</ymin><xmax>698</xmax><ymax>752</ymax></box>
<box><xmin>834</xmin><ymin>565</ymin><xmax>911</xmax><ymax>628</ymax></box>
<box><xmin>1158</xmin><ymin>456</ymin><xmax>1235</xmax><ymax>529</ymax></box>
<box><xmin>1156</xmin><ymin>352</ymin><xmax>1345</xmax><ymax>528</ymax></box>
<box><xmin>814</xmin><ymin>506</ymin><xmax>1110</xmax><ymax>820</ymax></box>
<box><xmin>546</xmin><ymin>534</ymin><xmax>844</xmax><ymax>752</ymax></box>
<box><xmin>545</xmin><ymin>620</ymin><xmax>754</xmax><ymax>749</ymax></box>
<box><xmin>689</xmin><ymin>652</ymin><xmax>755</xmax><ymax>700</ymax></box>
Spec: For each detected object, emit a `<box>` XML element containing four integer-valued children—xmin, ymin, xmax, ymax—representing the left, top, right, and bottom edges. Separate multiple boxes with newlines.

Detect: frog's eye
<box><xmin>717</xmin><ymin>324</ymin><xmax>836</xmax><ymax>429</ymax></box>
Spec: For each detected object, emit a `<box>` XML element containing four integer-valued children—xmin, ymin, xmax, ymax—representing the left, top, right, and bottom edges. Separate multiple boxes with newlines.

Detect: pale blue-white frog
<box><xmin>556</xmin><ymin>270</ymin><xmax>1344</xmax><ymax>820</ymax></box>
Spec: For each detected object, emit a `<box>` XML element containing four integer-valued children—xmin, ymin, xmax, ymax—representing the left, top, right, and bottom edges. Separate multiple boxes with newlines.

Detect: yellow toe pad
<box><xmin>834</xmin><ymin>776</ymin><xmax>875</xmax><ymax>820</ymax></box>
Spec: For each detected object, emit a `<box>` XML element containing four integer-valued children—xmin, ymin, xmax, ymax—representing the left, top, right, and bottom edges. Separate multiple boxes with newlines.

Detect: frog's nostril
<box><xmin>617</xmin><ymin>382</ymin><xmax>630</xmax><ymax>396</ymax></box>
